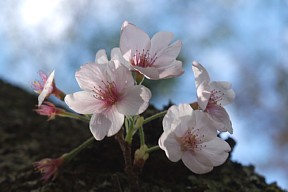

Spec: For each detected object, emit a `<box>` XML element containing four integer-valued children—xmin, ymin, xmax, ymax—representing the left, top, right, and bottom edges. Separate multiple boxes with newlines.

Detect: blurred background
<box><xmin>0</xmin><ymin>0</ymin><xmax>287</xmax><ymax>189</ymax></box>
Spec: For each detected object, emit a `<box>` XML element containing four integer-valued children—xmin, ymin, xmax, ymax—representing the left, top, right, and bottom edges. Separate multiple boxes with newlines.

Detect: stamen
<box><xmin>209</xmin><ymin>89</ymin><xmax>225</xmax><ymax>105</ymax></box>
<box><xmin>130</xmin><ymin>49</ymin><xmax>157</xmax><ymax>68</ymax></box>
<box><xmin>92</xmin><ymin>80</ymin><xmax>120</xmax><ymax>107</ymax></box>
<box><xmin>179</xmin><ymin>130</ymin><xmax>206</xmax><ymax>151</ymax></box>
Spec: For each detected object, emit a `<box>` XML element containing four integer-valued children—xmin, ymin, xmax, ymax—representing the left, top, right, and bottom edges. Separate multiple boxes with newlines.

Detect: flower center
<box><xmin>179</xmin><ymin>131</ymin><xmax>206</xmax><ymax>151</ymax></box>
<box><xmin>209</xmin><ymin>89</ymin><xmax>224</xmax><ymax>105</ymax></box>
<box><xmin>93</xmin><ymin>80</ymin><xmax>120</xmax><ymax>107</ymax></box>
<box><xmin>130</xmin><ymin>49</ymin><xmax>157</xmax><ymax>68</ymax></box>
<box><xmin>32</xmin><ymin>71</ymin><xmax>49</xmax><ymax>93</ymax></box>
<box><xmin>179</xmin><ymin>131</ymin><xmax>197</xmax><ymax>151</ymax></box>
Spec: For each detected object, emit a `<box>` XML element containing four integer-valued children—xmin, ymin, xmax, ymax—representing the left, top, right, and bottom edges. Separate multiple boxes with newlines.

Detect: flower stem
<box><xmin>54</xmin><ymin>87</ymin><xmax>66</xmax><ymax>101</ymax></box>
<box><xmin>58</xmin><ymin>111</ymin><xmax>90</xmax><ymax>122</ymax></box>
<box><xmin>63</xmin><ymin>136</ymin><xmax>95</xmax><ymax>162</ymax></box>
<box><xmin>143</xmin><ymin>110</ymin><xmax>167</xmax><ymax>125</ymax></box>
<box><xmin>125</xmin><ymin>126</ymin><xmax>134</xmax><ymax>145</ymax></box>
<box><xmin>146</xmin><ymin>145</ymin><xmax>160</xmax><ymax>153</ymax></box>
<box><xmin>115</xmin><ymin>129</ymin><xmax>141</xmax><ymax>192</ymax></box>
<box><xmin>134</xmin><ymin>72</ymin><xmax>145</xmax><ymax>85</ymax></box>
<box><xmin>139</xmin><ymin>126</ymin><xmax>145</xmax><ymax>146</ymax></box>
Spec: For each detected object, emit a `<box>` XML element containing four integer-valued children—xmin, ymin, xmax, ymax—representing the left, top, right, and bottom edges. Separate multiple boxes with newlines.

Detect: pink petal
<box><xmin>116</xmin><ymin>85</ymin><xmax>151</xmax><ymax>115</ymax></box>
<box><xmin>182</xmin><ymin>151</ymin><xmax>213</xmax><ymax>174</ymax></box>
<box><xmin>120</xmin><ymin>21</ymin><xmax>151</xmax><ymax>61</ymax></box>
<box><xmin>65</xmin><ymin>91</ymin><xmax>105</xmax><ymax>114</ymax></box>
<box><xmin>89</xmin><ymin>107</ymin><xmax>124</xmax><ymax>140</ymax></box>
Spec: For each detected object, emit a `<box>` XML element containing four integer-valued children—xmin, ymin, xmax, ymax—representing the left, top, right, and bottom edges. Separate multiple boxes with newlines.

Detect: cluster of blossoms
<box><xmin>32</xmin><ymin>21</ymin><xmax>235</xmax><ymax>187</ymax></box>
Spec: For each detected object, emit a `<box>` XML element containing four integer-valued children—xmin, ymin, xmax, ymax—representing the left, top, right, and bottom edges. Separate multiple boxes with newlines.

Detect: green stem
<box><xmin>63</xmin><ymin>136</ymin><xmax>95</xmax><ymax>162</ymax></box>
<box><xmin>134</xmin><ymin>72</ymin><xmax>144</xmax><ymax>85</ymax></box>
<box><xmin>143</xmin><ymin>110</ymin><xmax>167</xmax><ymax>125</ymax></box>
<box><xmin>139</xmin><ymin>126</ymin><xmax>145</xmax><ymax>146</ymax></box>
<box><xmin>125</xmin><ymin>127</ymin><xmax>134</xmax><ymax>144</ymax></box>
<box><xmin>124</xmin><ymin>116</ymin><xmax>135</xmax><ymax>144</ymax></box>
<box><xmin>58</xmin><ymin>111</ymin><xmax>90</xmax><ymax>122</ymax></box>
<box><xmin>146</xmin><ymin>145</ymin><xmax>160</xmax><ymax>153</ymax></box>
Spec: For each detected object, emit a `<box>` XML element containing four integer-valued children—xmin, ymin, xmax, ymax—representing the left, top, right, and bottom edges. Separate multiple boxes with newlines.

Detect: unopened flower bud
<box><xmin>135</xmin><ymin>116</ymin><xmax>144</xmax><ymax>129</ymax></box>
<box><xmin>34</xmin><ymin>101</ymin><xmax>66</xmax><ymax>120</ymax></box>
<box><xmin>33</xmin><ymin>155</ymin><xmax>65</xmax><ymax>183</ymax></box>
<box><xmin>134</xmin><ymin>145</ymin><xmax>149</xmax><ymax>172</ymax></box>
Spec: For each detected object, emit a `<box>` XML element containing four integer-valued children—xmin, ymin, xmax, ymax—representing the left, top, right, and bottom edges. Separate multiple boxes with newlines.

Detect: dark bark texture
<box><xmin>0</xmin><ymin>80</ymin><xmax>285</xmax><ymax>192</ymax></box>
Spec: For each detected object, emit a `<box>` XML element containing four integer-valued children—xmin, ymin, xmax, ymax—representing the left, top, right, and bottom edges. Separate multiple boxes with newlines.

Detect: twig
<box><xmin>115</xmin><ymin>128</ymin><xmax>141</xmax><ymax>192</ymax></box>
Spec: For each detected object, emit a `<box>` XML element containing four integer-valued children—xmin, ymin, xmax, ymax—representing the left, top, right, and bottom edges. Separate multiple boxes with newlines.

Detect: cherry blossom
<box><xmin>159</xmin><ymin>104</ymin><xmax>231</xmax><ymax>174</ymax></box>
<box><xmin>33</xmin><ymin>157</ymin><xmax>64</xmax><ymax>183</ymax></box>
<box><xmin>65</xmin><ymin>57</ymin><xmax>151</xmax><ymax>140</ymax></box>
<box><xmin>34</xmin><ymin>101</ymin><xmax>66</xmax><ymax>120</ymax></box>
<box><xmin>32</xmin><ymin>70</ymin><xmax>55</xmax><ymax>106</ymax></box>
<box><xmin>192</xmin><ymin>61</ymin><xmax>235</xmax><ymax>133</ymax></box>
<box><xmin>119</xmin><ymin>21</ymin><xmax>184</xmax><ymax>80</ymax></box>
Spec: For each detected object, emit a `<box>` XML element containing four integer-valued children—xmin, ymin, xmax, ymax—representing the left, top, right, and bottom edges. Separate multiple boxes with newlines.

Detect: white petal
<box><xmin>106</xmin><ymin>107</ymin><xmax>125</xmax><ymax>137</ymax></box>
<box><xmin>206</xmin><ymin>105</ymin><xmax>233</xmax><ymax>134</ymax></box>
<box><xmin>154</xmin><ymin>40</ymin><xmax>182</xmax><ymax>60</ymax></box>
<box><xmin>197</xmin><ymin>81</ymin><xmax>211</xmax><ymax>109</ymax></box>
<box><xmin>75</xmin><ymin>63</ymin><xmax>108</xmax><ymax>90</ymax></box>
<box><xmin>38</xmin><ymin>70</ymin><xmax>55</xmax><ymax>106</ymax></box>
<box><xmin>120</xmin><ymin>21</ymin><xmax>151</xmax><ymax>61</ymax></box>
<box><xmin>89</xmin><ymin>107</ymin><xmax>124</xmax><ymax>140</ymax></box>
<box><xmin>158</xmin><ymin>60</ymin><xmax>184</xmax><ymax>79</ymax></box>
<box><xmin>193</xmin><ymin>110</ymin><xmax>218</xmax><ymax>142</ymax></box>
<box><xmin>116</xmin><ymin>85</ymin><xmax>151</xmax><ymax>115</ymax></box>
<box><xmin>110</xmin><ymin>47</ymin><xmax>130</xmax><ymax>68</ymax></box>
<box><xmin>182</xmin><ymin>151</ymin><xmax>213</xmax><ymax>174</ymax></box>
<box><xmin>194</xmin><ymin>149</ymin><xmax>213</xmax><ymax>168</ymax></box>
<box><xmin>173</xmin><ymin>116</ymin><xmax>196</xmax><ymax>138</ymax></box>
<box><xmin>209</xmin><ymin>81</ymin><xmax>235</xmax><ymax>106</ymax></box>
<box><xmin>89</xmin><ymin>113</ymin><xmax>110</xmax><ymax>140</ymax></box>
<box><xmin>132</xmin><ymin>66</ymin><xmax>160</xmax><ymax>80</ymax></box>
<box><xmin>197</xmin><ymin>137</ymin><xmax>230</xmax><ymax>166</ymax></box>
<box><xmin>108</xmin><ymin>62</ymin><xmax>134</xmax><ymax>91</ymax></box>
<box><xmin>163</xmin><ymin>104</ymin><xmax>194</xmax><ymax>132</ymax></box>
<box><xmin>158</xmin><ymin>131</ymin><xmax>182</xmax><ymax>162</ymax></box>
<box><xmin>65</xmin><ymin>91</ymin><xmax>105</xmax><ymax>114</ymax></box>
<box><xmin>121</xmin><ymin>21</ymin><xmax>129</xmax><ymax>30</ymax></box>
<box><xmin>95</xmin><ymin>49</ymin><xmax>109</xmax><ymax>64</ymax></box>
<box><xmin>150</xmin><ymin>32</ymin><xmax>174</xmax><ymax>55</ymax></box>
<box><xmin>121</xmin><ymin>49</ymin><xmax>134</xmax><ymax>67</ymax></box>
<box><xmin>192</xmin><ymin>61</ymin><xmax>211</xmax><ymax>89</ymax></box>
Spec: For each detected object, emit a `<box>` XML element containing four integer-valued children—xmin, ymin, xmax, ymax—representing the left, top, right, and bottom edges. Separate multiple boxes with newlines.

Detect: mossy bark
<box><xmin>0</xmin><ymin>80</ymin><xmax>285</xmax><ymax>192</ymax></box>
